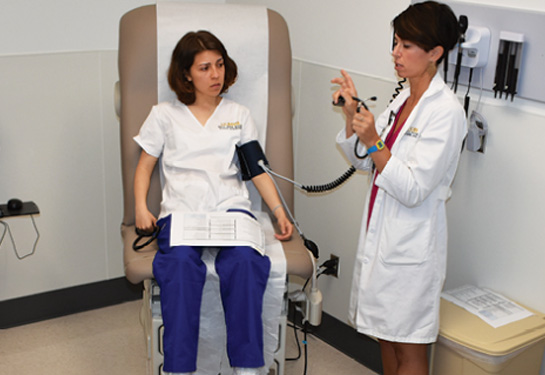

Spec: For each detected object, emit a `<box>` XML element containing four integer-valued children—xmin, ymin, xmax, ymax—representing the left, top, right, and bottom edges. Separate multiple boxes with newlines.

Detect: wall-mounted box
<box><xmin>413</xmin><ymin>1</ymin><xmax>545</xmax><ymax>103</ymax></box>
<box><xmin>448</xmin><ymin>26</ymin><xmax>491</xmax><ymax>69</ymax></box>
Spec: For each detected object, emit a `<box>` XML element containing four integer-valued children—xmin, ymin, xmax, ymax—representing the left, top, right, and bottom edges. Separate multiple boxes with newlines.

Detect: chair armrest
<box><xmin>121</xmin><ymin>223</ymin><xmax>156</xmax><ymax>284</ymax></box>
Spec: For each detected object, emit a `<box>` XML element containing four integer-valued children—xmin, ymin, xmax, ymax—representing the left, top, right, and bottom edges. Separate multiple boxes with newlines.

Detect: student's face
<box><xmin>392</xmin><ymin>34</ymin><xmax>439</xmax><ymax>79</ymax></box>
<box><xmin>186</xmin><ymin>50</ymin><xmax>225</xmax><ymax>100</ymax></box>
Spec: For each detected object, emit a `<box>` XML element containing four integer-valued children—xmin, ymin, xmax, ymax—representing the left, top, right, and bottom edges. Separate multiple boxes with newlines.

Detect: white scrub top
<box><xmin>337</xmin><ymin>73</ymin><xmax>467</xmax><ymax>343</ymax></box>
<box><xmin>134</xmin><ymin>98</ymin><xmax>258</xmax><ymax>219</ymax></box>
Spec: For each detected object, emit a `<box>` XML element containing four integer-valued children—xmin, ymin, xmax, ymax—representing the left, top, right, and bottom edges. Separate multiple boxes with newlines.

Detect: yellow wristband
<box><xmin>367</xmin><ymin>139</ymin><xmax>385</xmax><ymax>154</ymax></box>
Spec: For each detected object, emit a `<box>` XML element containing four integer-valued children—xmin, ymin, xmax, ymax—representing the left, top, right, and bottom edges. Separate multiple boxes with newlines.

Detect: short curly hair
<box><xmin>168</xmin><ymin>30</ymin><xmax>238</xmax><ymax>105</ymax></box>
<box><xmin>392</xmin><ymin>1</ymin><xmax>460</xmax><ymax>65</ymax></box>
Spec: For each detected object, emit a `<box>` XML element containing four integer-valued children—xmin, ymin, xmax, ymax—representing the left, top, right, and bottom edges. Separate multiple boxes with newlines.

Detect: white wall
<box><xmin>0</xmin><ymin>1</ymin><xmax>142</xmax><ymax>301</ymax></box>
<box><xmin>458</xmin><ymin>0</ymin><xmax>544</xmax><ymax>12</ymax></box>
<box><xmin>0</xmin><ymin>0</ymin><xmax>149</xmax><ymax>55</ymax></box>
<box><xmin>0</xmin><ymin>51</ymin><xmax>123</xmax><ymax>298</ymax></box>
<box><xmin>0</xmin><ymin>0</ymin><xmax>198</xmax><ymax>301</ymax></box>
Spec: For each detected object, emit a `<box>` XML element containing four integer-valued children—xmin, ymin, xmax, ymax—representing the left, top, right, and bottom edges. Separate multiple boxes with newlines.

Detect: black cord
<box><xmin>287</xmin><ymin>275</ymin><xmax>312</xmax><ymax>368</ymax></box>
<box><xmin>261</xmin><ymin>161</ymin><xmax>355</xmax><ymax>195</ymax></box>
<box><xmin>464</xmin><ymin>68</ymin><xmax>474</xmax><ymax>117</ymax></box>
<box><xmin>301</xmin><ymin>166</ymin><xmax>357</xmax><ymax>192</ymax></box>
<box><xmin>297</xmin><ymin>277</ymin><xmax>310</xmax><ymax>296</ymax></box>
<box><xmin>286</xmin><ymin>319</ymin><xmax>302</xmax><ymax>361</ymax></box>
<box><xmin>453</xmin><ymin>15</ymin><xmax>468</xmax><ymax>94</ymax></box>
<box><xmin>0</xmin><ymin>216</ymin><xmax>40</xmax><ymax>260</ymax></box>
<box><xmin>133</xmin><ymin>225</ymin><xmax>161</xmax><ymax>251</ymax></box>
<box><xmin>443</xmin><ymin>52</ymin><xmax>449</xmax><ymax>83</ymax></box>
<box><xmin>286</xmin><ymin>317</ymin><xmax>310</xmax><ymax>375</ymax></box>
<box><xmin>353</xmin><ymin>140</ymin><xmax>369</xmax><ymax>160</ymax></box>
<box><xmin>390</xmin><ymin>78</ymin><xmax>407</xmax><ymax>103</ymax></box>
<box><xmin>303</xmin><ymin>322</ymin><xmax>309</xmax><ymax>375</ymax></box>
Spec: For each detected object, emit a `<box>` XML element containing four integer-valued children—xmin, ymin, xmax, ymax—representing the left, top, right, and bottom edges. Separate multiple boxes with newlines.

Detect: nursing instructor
<box><xmin>331</xmin><ymin>2</ymin><xmax>467</xmax><ymax>374</ymax></box>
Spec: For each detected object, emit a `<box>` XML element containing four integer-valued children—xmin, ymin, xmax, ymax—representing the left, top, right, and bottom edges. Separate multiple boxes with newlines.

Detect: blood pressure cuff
<box><xmin>236</xmin><ymin>140</ymin><xmax>269</xmax><ymax>181</ymax></box>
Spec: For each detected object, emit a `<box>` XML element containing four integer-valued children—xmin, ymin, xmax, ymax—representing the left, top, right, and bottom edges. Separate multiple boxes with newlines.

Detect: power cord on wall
<box><xmin>317</xmin><ymin>258</ymin><xmax>339</xmax><ymax>277</ymax></box>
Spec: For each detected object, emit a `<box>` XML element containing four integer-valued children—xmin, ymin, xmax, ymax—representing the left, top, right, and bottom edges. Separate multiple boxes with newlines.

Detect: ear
<box><xmin>430</xmin><ymin>45</ymin><xmax>444</xmax><ymax>63</ymax></box>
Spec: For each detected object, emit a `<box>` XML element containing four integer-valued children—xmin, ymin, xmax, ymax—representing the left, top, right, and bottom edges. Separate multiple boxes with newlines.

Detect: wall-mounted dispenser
<box><xmin>448</xmin><ymin>26</ymin><xmax>491</xmax><ymax>69</ymax></box>
<box><xmin>493</xmin><ymin>31</ymin><xmax>524</xmax><ymax>101</ymax></box>
<box><xmin>466</xmin><ymin>111</ymin><xmax>488</xmax><ymax>153</ymax></box>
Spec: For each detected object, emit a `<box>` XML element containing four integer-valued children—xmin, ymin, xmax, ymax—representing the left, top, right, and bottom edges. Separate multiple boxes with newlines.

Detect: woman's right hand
<box><xmin>331</xmin><ymin>69</ymin><xmax>359</xmax><ymax>121</ymax></box>
<box><xmin>135</xmin><ymin>206</ymin><xmax>157</xmax><ymax>233</ymax></box>
<box><xmin>134</xmin><ymin>150</ymin><xmax>159</xmax><ymax>233</ymax></box>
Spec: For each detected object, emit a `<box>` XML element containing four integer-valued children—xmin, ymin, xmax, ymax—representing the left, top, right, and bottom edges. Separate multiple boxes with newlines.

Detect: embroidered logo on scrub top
<box><xmin>405</xmin><ymin>127</ymin><xmax>419</xmax><ymax>138</ymax></box>
<box><xmin>218</xmin><ymin>121</ymin><xmax>242</xmax><ymax>130</ymax></box>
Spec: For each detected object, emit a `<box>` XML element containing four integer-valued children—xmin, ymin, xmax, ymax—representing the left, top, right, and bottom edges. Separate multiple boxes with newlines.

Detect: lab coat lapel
<box><xmin>388</xmin><ymin>73</ymin><xmax>446</xmax><ymax>153</ymax></box>
<box><xmin>379</xmin><ymin>89</ymin><xmax>410</xmax><ymax>141</ymax></box>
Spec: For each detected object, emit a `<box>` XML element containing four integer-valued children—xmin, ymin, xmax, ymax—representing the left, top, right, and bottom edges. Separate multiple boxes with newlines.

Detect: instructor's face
<box><xmin>392</xmin><ymin>34</ymin><xmax>437</xmax><ymax>79</ymax></box>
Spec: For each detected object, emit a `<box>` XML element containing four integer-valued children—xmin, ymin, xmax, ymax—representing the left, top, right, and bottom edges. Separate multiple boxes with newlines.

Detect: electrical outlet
<box><xmin>329</xmin><ymin>254</ymin><xmax>340</xmax><ymax>278</ymax></box>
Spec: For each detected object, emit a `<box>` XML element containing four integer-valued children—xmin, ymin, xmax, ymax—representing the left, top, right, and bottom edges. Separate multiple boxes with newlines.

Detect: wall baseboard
<box><xmin>0</xmin><ymin>277</ymin><xmax>142</xmax><ymax>329</ymax></box>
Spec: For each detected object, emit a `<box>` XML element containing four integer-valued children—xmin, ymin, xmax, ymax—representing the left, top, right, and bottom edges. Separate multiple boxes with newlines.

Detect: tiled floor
<box><xmin>0</xmin><ymin>300</ymin><xmax>376</xmax><ymax>375</ymax></box>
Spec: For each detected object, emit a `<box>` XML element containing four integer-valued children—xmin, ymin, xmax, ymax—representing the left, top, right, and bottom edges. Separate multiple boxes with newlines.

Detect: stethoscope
<box><xmin>133</xmin><ymin>226</ymin><xmax>160</xmax><ymax>251</ymax></box>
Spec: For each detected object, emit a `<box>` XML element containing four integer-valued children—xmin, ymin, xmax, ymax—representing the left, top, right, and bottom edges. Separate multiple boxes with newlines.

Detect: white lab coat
<box><xmin>336</xmin><ymin>73</ymin><xmax>467</xmax><ymax>343</ymax></box>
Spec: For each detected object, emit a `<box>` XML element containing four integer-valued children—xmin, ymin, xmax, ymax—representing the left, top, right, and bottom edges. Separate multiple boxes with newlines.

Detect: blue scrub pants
<box><xmin>153</xmin><ymin>214</ymin><xmax>271</xmax><ymax>373</ymax></box>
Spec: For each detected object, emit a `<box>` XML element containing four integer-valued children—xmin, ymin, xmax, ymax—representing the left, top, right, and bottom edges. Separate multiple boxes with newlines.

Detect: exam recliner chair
<box><xmin>116</xmin><ymin>5</ymin><xmax>314</xmax><ymax>375</ymax></box>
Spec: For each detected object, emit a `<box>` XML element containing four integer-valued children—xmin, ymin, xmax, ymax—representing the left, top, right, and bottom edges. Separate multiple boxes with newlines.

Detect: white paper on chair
<box><xmin>170</xmin><ymin>211</ymin><xmax>265</xmax><ymax>255</ymax></box>
<box><xmin>442</xmin><ymin>285</ymin><xmax>533</xmax><ymax>328</ymax></box>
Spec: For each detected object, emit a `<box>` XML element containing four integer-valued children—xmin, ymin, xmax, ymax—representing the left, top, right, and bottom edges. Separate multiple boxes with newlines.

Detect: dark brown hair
<box><xmin>392</xmin><ymin>1</ymin><xmax>459</xmax><ymax>65</ymax></box>
<box><xmin>168</xmin><ymin>30</ymin><xmax>238</xmax><ymax>105</ymax></box>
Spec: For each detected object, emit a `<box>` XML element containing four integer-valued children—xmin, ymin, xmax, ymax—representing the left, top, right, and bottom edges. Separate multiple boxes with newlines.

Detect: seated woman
<box><xmin>133</xmin><ymin>30</ymin><xmax>292</xmax><ymax>375</ymax></box>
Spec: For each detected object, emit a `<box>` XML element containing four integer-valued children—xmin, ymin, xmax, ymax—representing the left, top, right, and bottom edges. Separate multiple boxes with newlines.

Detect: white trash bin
<box><xmin>432</xmin><ymin>298</ymin><xmax>545</xmax><ymax>375</ymax></box>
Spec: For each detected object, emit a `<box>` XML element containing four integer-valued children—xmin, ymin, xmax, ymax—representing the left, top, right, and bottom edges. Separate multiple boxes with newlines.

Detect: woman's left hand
<box><xmin>274</xmin><ymin>210</ymin><xmax>293</xmax><ymax>241</ymax></box>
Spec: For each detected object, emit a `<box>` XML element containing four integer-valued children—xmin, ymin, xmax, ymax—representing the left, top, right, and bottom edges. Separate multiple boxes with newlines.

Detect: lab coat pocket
<box><xmin>392</xmin><ymin>132</ymin><xmax>418</xmax><ymax>159</ymax></box>
<box><xmin>380</xmin><ymin>217</ymin><xmax>432</xmax><ymax>266</ymax></box>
